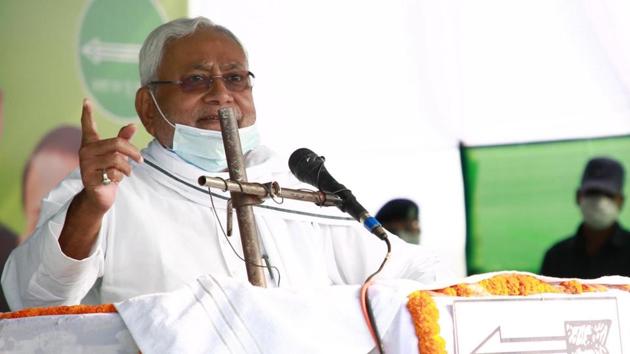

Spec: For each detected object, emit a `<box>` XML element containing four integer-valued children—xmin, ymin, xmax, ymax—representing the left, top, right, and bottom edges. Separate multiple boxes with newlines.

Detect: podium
<box><xmin>1</xmin><ymin>272</ymin><xmax>629</xmax><ymax>353</ymax></box>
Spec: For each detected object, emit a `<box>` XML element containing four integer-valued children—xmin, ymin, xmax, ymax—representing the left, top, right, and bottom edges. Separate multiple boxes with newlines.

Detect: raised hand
<box><xmin>58</xmin><ymin>99</ymin><xmax>143</xmax><ymax>259</ymax></box>
<box><xmin>79</xmin><ymin>99</ymin><xmax>143</xmax><ymax>213</ymax></box>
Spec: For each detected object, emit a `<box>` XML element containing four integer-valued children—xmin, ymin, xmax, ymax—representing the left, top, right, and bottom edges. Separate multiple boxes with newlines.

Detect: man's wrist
<box><xmin>58</xmin><ymin>190</ymin><xmax>105</xmax><ymax>260</ymax></box>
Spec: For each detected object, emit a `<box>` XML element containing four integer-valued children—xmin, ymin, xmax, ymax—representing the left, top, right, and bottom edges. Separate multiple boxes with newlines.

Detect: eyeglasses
<box><xmin>149</xmin><ymin>71</ymin><xmax>255</xmax><ymax>93</ymax></box>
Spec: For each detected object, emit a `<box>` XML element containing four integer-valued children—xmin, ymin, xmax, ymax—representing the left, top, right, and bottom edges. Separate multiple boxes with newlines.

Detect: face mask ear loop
<box><xmin>148</xmin><ymin>87</ymin><xmax>176</xmax><ymax>129</ymax></box>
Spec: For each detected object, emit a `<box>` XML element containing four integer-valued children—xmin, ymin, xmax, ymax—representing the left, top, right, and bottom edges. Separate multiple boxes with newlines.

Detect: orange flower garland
<box><xmin>609</xmin><ymin>284</ymin><xmax>630</xmax><ymax>292</ymax></box>
<box><xmin>558</xmin><ymin>280</ymin><xmax>607</xmax><ymax>294</ymax></box>
<box><xmin>407</xmin><ymin>291</ymin><xmax>447</xmax><ymax>354</ymax></box>
<box><xmin>0</xmin><ymin>304</ymin><xmax>116</xmax><ymax>320</ymax></box>
<box><xmin>479</xmin><ymin>274</ymin><xmax>560</xmax><ymax>295</ymax></box>
<box><xmin>407</xmin><ymin>273</ymin><xmax>623</xmax><ymax>354</ymax></box>
<box><xmin>435</xmin><ymin>283</ymin><xmax>477</xmax><ymax>297</ymax></box>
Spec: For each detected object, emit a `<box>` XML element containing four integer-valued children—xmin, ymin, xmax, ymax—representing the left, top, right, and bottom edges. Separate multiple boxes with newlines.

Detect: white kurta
<box><xmin>2</xmin><ymin>140</ymin><xmax>449</xmax><ymax>310</ymax></box>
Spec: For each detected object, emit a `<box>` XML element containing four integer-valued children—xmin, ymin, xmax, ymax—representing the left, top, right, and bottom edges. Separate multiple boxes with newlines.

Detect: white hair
<box><xmin>139</xmin><ymin>17</ymin><xmax>246</xmax><ymax>86</ymax></box>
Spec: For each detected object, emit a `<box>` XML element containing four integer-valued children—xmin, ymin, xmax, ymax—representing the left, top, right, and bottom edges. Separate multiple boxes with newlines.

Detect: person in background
<box><xmin>376</xmin><ymin>198</ymin><xmax>421</xmax><ymax>244</ymax></box>
<box><xmin>541</xmin><ymin>157</ymin><xmax>630</xmax><ymax>278</ymax></box>
<box><xmin>21</xmin><ymin>125</ymin><xmax>82</xmax><ymax>239</ymax></box>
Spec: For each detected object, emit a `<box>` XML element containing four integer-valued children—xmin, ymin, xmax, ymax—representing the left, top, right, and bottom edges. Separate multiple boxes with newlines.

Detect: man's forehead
<box><xmin>163</xmin><ymin>30</ymin><xmax>248</xmax><ymax>69</ymax></box>
<box><xmin>167</xmin><ymin>28</ymin><xmax>244</xmax><ymax>53</ymax></box>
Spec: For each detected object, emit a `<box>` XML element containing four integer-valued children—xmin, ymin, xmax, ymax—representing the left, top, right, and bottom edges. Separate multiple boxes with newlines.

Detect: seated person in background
<box><xmin>376</xmin><ymin>198</ymin><xmax>421</xmax><ymax>244</ymax></box>
<box><xmin>1</xmin><ymin>17</ymin><xmax>449</xmax><ymax>311</ymax></box>
<box><xmin>541</xmin><ymin>157</ymin><xmax>630</xmax><ymax>278</ymax></box>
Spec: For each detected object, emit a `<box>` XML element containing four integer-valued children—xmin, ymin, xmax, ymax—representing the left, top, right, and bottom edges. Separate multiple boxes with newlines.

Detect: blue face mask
<box><xmin>149</xmin><ymin>90</ymin><xmax>260</xmax><ymax>172</ymax></box>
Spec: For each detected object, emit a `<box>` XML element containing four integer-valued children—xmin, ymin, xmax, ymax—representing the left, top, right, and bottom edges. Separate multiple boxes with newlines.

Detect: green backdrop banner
<box><xmin>462</xmin><ymin>135</ymin><xmax>630</xmax><ymax>275</ymax></box>
<box><xmin>0</xmin><ymin>0</ymin><xmax>186</xmax><ymax>239</ymax></box>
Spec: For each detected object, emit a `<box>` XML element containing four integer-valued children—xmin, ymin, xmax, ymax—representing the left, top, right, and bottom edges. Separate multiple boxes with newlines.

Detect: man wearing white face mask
<box><xmin>2</xmin><ymin>17</ymin><xmax>449</xmax><ymax>311</ymax></box>
<box><xmin>541</xmin><ymin>157</ymin><xmax>630</xmax><ymax>279</ymax></box>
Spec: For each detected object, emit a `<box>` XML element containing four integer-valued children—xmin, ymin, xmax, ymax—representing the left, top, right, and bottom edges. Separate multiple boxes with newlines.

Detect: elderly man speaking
<box><xmin>2</xmin><ymin>17</ymin><xmax>448</xmax><ymax>310</ymax></box>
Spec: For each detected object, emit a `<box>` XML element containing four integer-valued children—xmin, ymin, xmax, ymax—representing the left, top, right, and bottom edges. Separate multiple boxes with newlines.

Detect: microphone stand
<box><xmin>197</xmin><ymin>177</ymin><xmax>343</xmax><ymax>208</ymax></box>
<box><xmin>218</xmin><ymin>107</ymin><xmax>266</xmax><ymax>287</ymax></box>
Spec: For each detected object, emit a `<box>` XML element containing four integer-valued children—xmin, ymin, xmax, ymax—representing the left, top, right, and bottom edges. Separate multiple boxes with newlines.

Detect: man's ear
<box><xmin>136</xmin><ymin>87</ymin><xmax>156</xmax><ymax>136</ymax></box>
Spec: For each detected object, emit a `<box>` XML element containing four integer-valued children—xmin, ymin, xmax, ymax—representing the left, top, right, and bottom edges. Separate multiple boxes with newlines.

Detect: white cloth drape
<box><xmin>115</xmin><ymin>275</ymin><xmax>419</xmax><ymax>354</ymax></box>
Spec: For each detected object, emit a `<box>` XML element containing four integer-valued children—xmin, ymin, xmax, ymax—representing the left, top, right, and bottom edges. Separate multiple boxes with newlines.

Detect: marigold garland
<box><xmin>407</xmin><ymin>291</ymin><xmax>446</xmax><ymax>354</ymax></box>
<box><xmin>610</xmin><ymin>284</ymin><xmax>630</xmax><ymax>292</ymax></box>
<box><xmin>558</xmin><ymin>280</ymin><xmax>607</xmax><ymax>294</ymax></box>
<box><xmin>407</xmin><ymin>273</ymin><xmax>622</xmax><ymax>354</ymax></box>
<box><xmin>435</xmin><ymin>283</ymin><xmax>477</xmax><ymax>297</ymax></box>
<box><xmin>479</xmin><ymin>274</ymin><xmax>560</xmax><ymax>296</ymax></box>
<box><xmin>0</xmin><ymin>304</ymin><xmax>116</xmax><ymax>320</ymax></box>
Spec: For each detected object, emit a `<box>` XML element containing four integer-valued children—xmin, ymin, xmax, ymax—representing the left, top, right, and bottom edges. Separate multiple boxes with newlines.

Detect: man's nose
<box><xmin>203</xmin><ymin>77</ymin><xmax>233</xmax><ymax>104</ymax></box>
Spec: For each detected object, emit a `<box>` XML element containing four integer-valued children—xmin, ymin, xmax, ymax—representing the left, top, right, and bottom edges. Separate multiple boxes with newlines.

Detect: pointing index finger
<box><xmin>81</xmin><ymin>99</ymin><xmax>100</xmax><ymax>144</ymax></box>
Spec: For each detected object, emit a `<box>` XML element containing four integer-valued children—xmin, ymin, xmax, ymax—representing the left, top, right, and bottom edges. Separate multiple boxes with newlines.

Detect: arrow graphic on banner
<box><xmin>81</xmin><ymin>38</ymin><xmax>140</xmax><ymax>64</ymax></box>
<box><xmin>472</xmin><ymin>320</ymin><xmax>611</xmax><ymax>354</ymax></box>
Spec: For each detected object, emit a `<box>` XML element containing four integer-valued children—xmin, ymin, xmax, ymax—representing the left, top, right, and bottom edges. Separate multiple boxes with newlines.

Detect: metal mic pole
<box><xmin>219</xmin><ymin>107</ymin><xmax>267</xmax><ymax>287</ymax></box>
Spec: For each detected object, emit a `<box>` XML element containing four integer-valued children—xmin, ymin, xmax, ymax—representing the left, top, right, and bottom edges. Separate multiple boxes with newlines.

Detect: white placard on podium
<box><xmin>453</xmin><ymin>296</ymin><xmax>622</xmax><ymax>354</ymax></box>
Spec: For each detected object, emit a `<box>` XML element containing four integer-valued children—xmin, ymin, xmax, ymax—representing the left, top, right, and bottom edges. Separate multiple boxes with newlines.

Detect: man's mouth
<box><xmin>197</xmin><ymin>115</ymin><xmax>219</xmax><ymax>122</ymax></box>
<box><xmin>196</xmin><ymin>108</ymin><xmax>240</xmax><ymax>124</ymax></box>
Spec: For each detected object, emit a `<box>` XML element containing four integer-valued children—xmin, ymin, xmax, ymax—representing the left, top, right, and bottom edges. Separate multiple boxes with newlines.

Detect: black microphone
<box><xmin>288</xmin><ymin>148</ymin><xmax>388</xmax><ymax>240</ymax></box>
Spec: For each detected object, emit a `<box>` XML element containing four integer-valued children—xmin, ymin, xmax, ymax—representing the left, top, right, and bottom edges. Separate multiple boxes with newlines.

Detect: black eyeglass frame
<box><xmin>148</xmin><ymin>71</ymin><xmax>255</xmax><ymax>93</ymax></box>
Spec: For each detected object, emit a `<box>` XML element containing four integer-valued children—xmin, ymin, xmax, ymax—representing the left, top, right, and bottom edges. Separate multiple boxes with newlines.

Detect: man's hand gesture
<box><xmin>79</xmin><ymin>99</ymin><xmax>143</xmax><ymax>213</ymax></box>
<box><xmin>58</xmin><ymin>99</ymin><xmax>143</xmax><ymax>260</ymax></box>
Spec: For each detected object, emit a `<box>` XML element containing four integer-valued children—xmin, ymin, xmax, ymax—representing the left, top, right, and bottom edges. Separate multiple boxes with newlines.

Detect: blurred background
<box><xmin>2</xmin><ymin>0</ymin><xmax>630</xmax><ymax>277</ymax></box>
